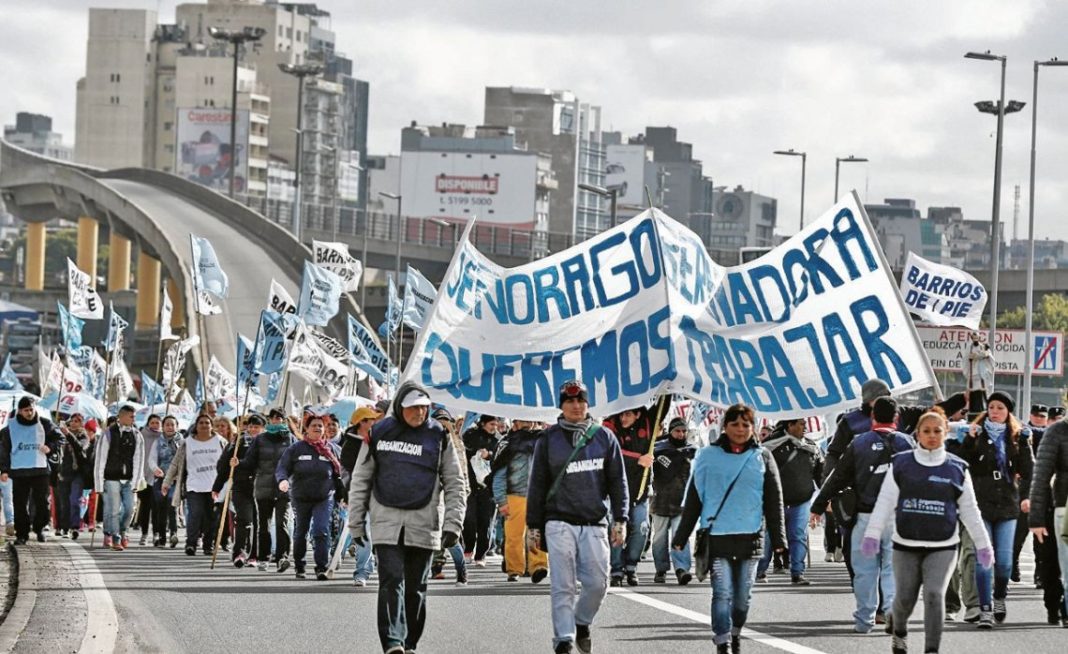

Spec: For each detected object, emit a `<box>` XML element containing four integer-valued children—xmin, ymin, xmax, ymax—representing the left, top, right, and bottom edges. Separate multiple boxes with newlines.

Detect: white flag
<box><xmin>66</xmin><ymin>259</ymin><xmax>103</xmax><ymax>320</ymax></box>
<box><xmin>110</xmin><ymin>358</ymin><xmax>135</xmax><ymax>401</ymax></box>
<box><xmin>206</xmin><ymin>355</ymin><xmax>237</xmax><ymax>399</ymax></box>
<box><xmin>287</xmin><ymin>323</ymin><xmax>348</xmax><ymax>396</ymax></box>
<box><xmin>312</xmin><ymin>240</ymin><xmax>363</xmax><ymax>293</ymax></box>
<box><xmin>267</xmin><ymin>278</ymin><xmax>298</xmax><ymax>316</ymax></box>
<box><xmin>899</xmin><ymin>252</ymin><xmax>987</xmax><ymax>330</ymax></box>
<box><xmin>401</xmin><ymin>265</ymin><xmax>437</xmax><ymax>331</ymax></box>
<box><xmin>190</xmin><ymin>263</ymin><xmax>223</xmax><ymax>316</ymax></box>
<box><xmin>160</xmin><ymin>285</ymin><xmax>176</xmax><ymax>341</ymax></box>
<box><xmin>190</xmin><ymin>235</ymin><xmax>229</xmax><ymax>298</ymax></box>
<box><xmin>162</xmin><ymin>335</ymin><xmax>200</xmax><ymax>394</ymax></box>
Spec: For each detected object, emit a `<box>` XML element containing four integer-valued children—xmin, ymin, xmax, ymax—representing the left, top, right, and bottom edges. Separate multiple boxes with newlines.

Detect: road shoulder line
<box><xmin>0</xmin><ymin>543</ymin><xmax>37</xmax><ymax>652</ymax></box>
<box><xmin>60</xmin><ymin>540</ymin><xmax>118</xmax><ymax>653</ymax></box>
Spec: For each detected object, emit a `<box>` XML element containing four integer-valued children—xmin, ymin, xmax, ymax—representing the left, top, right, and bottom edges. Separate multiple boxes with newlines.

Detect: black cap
<box><xmin>1050</xmin><ymin>406</ymin><xmax>1066</xmax><ymax>419</ymax></box>
<box><xmin>1031</xmin><ymin>404</ymin><xmax>1049</xmax><ymax>416</ymax></box>
<box><xmin>268</xmin><ymin>408</ymin><xmax>286</xmax><ymax>420</ymax></box>
<box><xmin>431</xmin><ymin>407</ymin><xmax>454</xmax><ymax>423</ymax></box>
<box><xmin>668</xmin><ymin>417</ymin><xmax>687</xmax><ymax>432</ymax></box>
<box><xmin>986</xmin><ymin>390</ymin><xmax>1016</xmax><ymax>414</ymax></box>
<box><xmin>245</xmin><ymin>414</ymin><xmax>266</xmax><ymax>426</ymax></box>
<box><xmin>558</xmin><ymin>380</ymin><xmax>588</xmax><ymax>407</ymax></box>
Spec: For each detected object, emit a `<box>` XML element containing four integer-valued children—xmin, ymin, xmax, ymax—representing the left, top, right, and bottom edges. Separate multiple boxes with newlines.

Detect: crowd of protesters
<box><xmin>1</xmin><ymin>376</ymin><xmax>1067</xmax><ymax>654</ymax></box>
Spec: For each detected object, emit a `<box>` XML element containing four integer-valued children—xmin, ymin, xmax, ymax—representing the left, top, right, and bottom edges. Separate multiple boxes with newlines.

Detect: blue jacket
<box><xmin>526</xmin><ymin>420</ymin><xmax>628</xmax><ymax>530</ymax></box>
<box><xmin>275</xmin><ymin>440</ymin><xmax>343</xmax><ymax>503</ymax></box>
<box><xmin>814</xmin><ymin>427</ymin><xmax>915</xmax><ymax>513</ymax></box>
<box><xmin>673</xmin><ymin>435</ymin><xmax>786</xmax><ymax>561</ymax></box>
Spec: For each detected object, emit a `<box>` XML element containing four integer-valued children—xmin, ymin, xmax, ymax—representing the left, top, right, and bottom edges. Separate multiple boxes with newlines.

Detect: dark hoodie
<box><xmin>603</xmin><ymin>405</ymin><xmax>656</xmax><ymax>504</ymax></box>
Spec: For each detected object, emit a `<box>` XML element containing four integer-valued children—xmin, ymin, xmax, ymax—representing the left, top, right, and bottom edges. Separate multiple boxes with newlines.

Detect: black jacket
<box><xmin>275</xmin><ymin>440</ymin><xmax>345</xmax><ymax>503</ymax></box>
<box><xmin>462</xmin><ymin>425</ymin><xmax>498</xmax><ymax>491</ymax></box>
<box><xmin>59</xmin><ymin>428</ymin><xmax>94</xmax><ymax>485</ymax></box>
<box><xmin>959</xmin><ymin>422</ymin><xmax>1033</xmax><ymax>522</ymax></box>
<box><xmin>238</xmin><ymin>427</ymin><xmax>297</xmax><ymax>501</ymax></box>
<box><xmin>213</xmin><ymin>434</ymin><xmax>254</xmax><ymax>495</ymax></box>
<box><xmin>1028</xmin><ymin>421</ymin><xmax>1068</xmax><ymax>527</ymax></box>
<box><xmin>603</xmin><ymin>406</ymin><xmax>655</xmax><ymax>505</ymax></box>
<box><xmin>649</xmin><ymin>437</ymin><xmax>696</xmax><ymax>516</ymax></box>
<box><xmin>0</xmin><ymin>414</ymin><xmax>64</xmax><ymax>478</ymax></box>
<box><xmin>824</xmin><ymin>392</ymin><xmax>967</xmax><ymax>481</ymax></box>
<box><xmin>763</xmin><ymin>432</ymin><xmax>824</xmax><ymax>506</ymax></box>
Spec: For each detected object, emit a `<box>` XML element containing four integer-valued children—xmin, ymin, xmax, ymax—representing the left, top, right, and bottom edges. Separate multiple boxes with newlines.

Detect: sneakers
<box><xmin>473</xmin><ymin>559</ymin><xmax>486</xmax><ymax>568</ymax></box>
<box><xmin>170</xmin><ymin>533</ymin><xmax>179</xmax><ymax>548</ymax></box>
<box><xmin>316</xmin><ymin>570</ymin><xmax>328</xmax><ymax>581</ymax></box>
<box><xmin>625</xmin><ymin>572</ymin><xmax>638</xmax><ymax>587</ymax></box>
<box><xmin>791</xmin><ymin>575</ymin><xmax>811</xmax><ymax>586</ymax></box>
<box><xmin>891</xmin><ymin>633</ymin><xmax>907</xmax><ymax>654</ymax></box>
<box><xmin>456</xmin><ymin>571</ymin><xmax>468</xmax><ymax>585</ymax></box>
<box><xmin>531</xmin><ymin>568</ymin><xmax>548</xmax><ymax>584</ymax></box>
<box><xmin>610</xmin><ymin>576</ymin><xmax>623</xmax><ymax>587</ymax></box>
<box><xmin>233</xmin><ymin>553</ymin><xmax>248</xmax><ymax>569</ymax></box>
<box><xmin>120</xmin><ymin>535</ymin><xmax>129</xmax><ymax>549</ymax></box>
<box><xmin>824</xmin><ymin>551</ymin><xmax>835</xmax><ymax>563</ymax></box>
<box><xmin>277</xmin><ymin>557</ymin><xmax>291</xmax><ymax>573</ymax></box>
<box><xmin>103</xmin><ymin>534</ymin><xmax>112</xmax><ymax>548</ymax></box>
<box><xmin>353</xmin><ymin>578</ymin><xmax>367</xmax><ymax>587</ymax></box>
<box><xmin>431</xmin><ymin>565</ymin><xmax>445</xmax><ymax>580</ymax></box>
<box><xmin>834</xmin><ymin>549</ymin><xmax>845</xmax><ymax>563</ymax></box>
<box><xmin>755</xmin><ymin>573</ymin><xmax>768</xmax><ymax>584</ymax></box>
<box><xmin>139</xmin><ymin>534</ymin><xmax>147</xmax><ymax>546</ymax></box>
<box><xmin>111</xmin><ymin>539</ymin><xmax>124</xmax><ymax>551</ymax></box>
<box><xmin>575</xmin><ymin>624</ymin><xmax>591</xmax><ymax>654</ymax></box>
<box><xmin>185</xmin><ymin>546</ymin><xmax>196</xmax><ymax>556</ymax></box>
<box><xmin>654</xmin><ymin>571</ymin><xmax>667</xmax><ymax>584</ymax></box>
<box><xmin>993</xmin><ymin>598</ymin><xmax>1006</xmax><ymax>623</ymax></box>
<box><xmin>507</xmin><ymin>574</ymin><xmax>520</xmax><ymax>582</ymax></box>
<box><xmin>295</xmin><ymin>570</ymin><xmax>306</xmax><ymax>579</ymax></box>
<box><xmin>70</xmin><ymin>530</ymin><xmax>79</xmax><ymax>541</ymax></box>
<box><xmin>258</xmin><ymin>561</ymin><xmax>268</xmax><ymax>572</ymax></box>
<box><xmin>554</xmin><ymin>642</ymin><xmax>573</xmax><ymax>654</ymax></box>
<box><xmin>676</xmin><ymin>569</ymin><xmax>692</xmax><ymax>586</ymax></box>
<box><xmin>977</xmin><ymin>610</ymin><xmax>994</xmax><ymax>629</ymax></box>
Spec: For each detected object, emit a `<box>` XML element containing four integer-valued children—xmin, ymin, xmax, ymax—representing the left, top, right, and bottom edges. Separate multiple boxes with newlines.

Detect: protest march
<box><xmin>2</xmin><ymin>193</ymin><xmax>1066</xmax><ymax>654</ymax></box>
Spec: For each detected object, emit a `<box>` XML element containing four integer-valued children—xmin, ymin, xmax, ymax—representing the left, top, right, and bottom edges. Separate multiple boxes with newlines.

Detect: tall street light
<box><xmin>1023</xmin><ymin>57</ymin><xmax>1068</xmax><ymax>411</ymax></box>
<box><xmin>208</xmin><ymin>26</ymin><xmax>266</xmax><ymax>199</ymax></box>
<box><xmin>578</xmin><ymin>182</ymin><xmax>618</xmax><ymax>228</ymax></box>
<box><xmin>773</xmin><ymin>149</ymin><xmax>806</xmax><ymax>231</ymax></box>
<box><xmin>379</xmin><ymin>191</ymin><xmax>403</xmax><ymax>294</ymax></box>
<box><xmin>834</xmin><ymin>155</ymin><xmax>867</xmax><ymax>203</ymax></box>
<box><xmin>965</xmin><ymin>49</ymin><xmax>1018</xmax><ymax>350</ymax></box>
<box><xmin>278</xmin><ymin>62</ymin><xmax>324</xmax><ymax>244</ymax></box>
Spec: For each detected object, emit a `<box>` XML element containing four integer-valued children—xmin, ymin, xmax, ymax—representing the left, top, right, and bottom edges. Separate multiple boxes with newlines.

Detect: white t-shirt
<box><xmin>184</xmin><ymin>435</ymin><xmax>226</xmax><ymax>493</ymax></box>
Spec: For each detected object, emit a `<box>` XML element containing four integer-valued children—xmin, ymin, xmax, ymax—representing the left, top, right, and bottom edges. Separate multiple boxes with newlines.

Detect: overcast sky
<box><xmin>6</xmin><ymin>0</ymin><xmax>1068</xmax><ymax>240</ymax></box>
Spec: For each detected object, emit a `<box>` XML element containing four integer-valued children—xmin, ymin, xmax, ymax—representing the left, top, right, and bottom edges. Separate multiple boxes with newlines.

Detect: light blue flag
<box><xmin>461</xmin><ymin>412</ymin><xmax>479</xmax><ymax>435</ymax></box>
<box><xmin>57</xmin><ymin>302</ymin><xmax>84</xmax><ymax>351</ymax></box>
<box><xmin>194</xmin><ymin>374</ymin><xmax>204</xmax><ymax>406</ymax></box>
<box><xmin>401</xmin><ymin>265</ymin><xmax>437</xmax><ymax>331</ymax></box>
<box><xmin>237</xmin><ymin>333</ymin><xmax>259</xmax><ymax>389</ymax></box>
<box><xmin>103</xmin><ymin>302</ymin><xmax>129</xmax><ymax>352</ymax></box>
<box><xmin>297</xmin><ymin>261</ymin><xmax>343</xmax><ymax>327</ymax></box>
<box><xmin>348</xmin><ymin>314</ymin><xmax>390</xmax><ymax>382</ymax></box>
<box><xmin>0</xmin><ymin>354</ymin><xmax>23</xmax><ymax>392</ymax></box>
<box><xmin>256</xmin><ymin>310</ymin><xmax>292</xmax><ymax>375</ymax></box>
<box><xmin>190</xmin><ymin>235</ymin><xmax>230</xmax><ymax>298</ymax></box>
<box><xmin>385</xmin><ymin>274</ymin><xmax>402</xmax><ymax>337</ymax></box>
<box><xmin>266</xmin><ymin>371</ymin><xmax>282</xmax><ymax>404</ymax></box>
<box><xmin>141</xmin><ymin>372</ymin><xmax>165</xmax><ymax>406</ymax></box>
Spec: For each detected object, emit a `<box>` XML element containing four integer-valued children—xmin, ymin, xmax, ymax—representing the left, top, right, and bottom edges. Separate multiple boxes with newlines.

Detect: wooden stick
<box><xmin>636</xmin><ymin>395</ymin><xmax>672</xmax><ymax>500</ymax></box>
<box><xmin>210</xmin><ymin>443</ymin><xmax>239</xmax><ymax>570</ymax></box>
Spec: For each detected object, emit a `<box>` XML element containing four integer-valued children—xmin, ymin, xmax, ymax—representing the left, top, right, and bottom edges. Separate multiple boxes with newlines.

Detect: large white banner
<box><xmin>900</xmin><ymin>252</ymin><xmax>986</xmax><ymax>330</ymax></box>
<box><xmin>66</xmin><ymin>259</ymin><xmax>103</xmax><ymax>320</ymax></box>
<box><xmin>402</xmin><ymin>195</ymin><xmax>937</xmax><ymax>421</ymax></box>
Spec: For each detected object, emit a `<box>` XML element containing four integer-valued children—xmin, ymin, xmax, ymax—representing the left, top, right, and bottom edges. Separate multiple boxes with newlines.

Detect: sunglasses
<box><xmin>559</xmin><ymin>380</ymin><xmax>587</xmax><ymax>398</ymax></box>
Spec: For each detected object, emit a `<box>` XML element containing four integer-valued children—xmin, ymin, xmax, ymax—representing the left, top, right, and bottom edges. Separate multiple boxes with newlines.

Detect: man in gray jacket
<box><xmin>348</xmin><ymin>382</ymin><xmax>466</xmax><ymax>654</ymax></box>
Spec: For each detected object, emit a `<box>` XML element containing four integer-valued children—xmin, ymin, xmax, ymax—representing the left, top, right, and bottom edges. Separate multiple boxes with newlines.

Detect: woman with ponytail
<box><xmin>275</xmin><ymin>413</ymin><xmax>344</xmax><ymax>580</ymax></box>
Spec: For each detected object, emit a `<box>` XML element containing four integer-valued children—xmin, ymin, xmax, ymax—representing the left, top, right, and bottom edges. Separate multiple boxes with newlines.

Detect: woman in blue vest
<box><xmin>958</xmin><ymin>391</ymin><xmax>1033</xmax><ymax>628</ymax></box>
<box><xmin>673</xmin><ymin>403</ymin><xmax>786</xmax><ymax>654</ymax></box>
<box><xmin>0</xmin><ymin>396</ymin><xmax>64</xmax><ymax>545</ymax></box>
<box><xmin>863</xmin><ymin>407</ymin><xmax>993</xmax><ymax>654</ymax></box>
<box><xmin>275</xmin><ymin>413</ymin><xmax>344</xmax><ymax>580</ymax></box>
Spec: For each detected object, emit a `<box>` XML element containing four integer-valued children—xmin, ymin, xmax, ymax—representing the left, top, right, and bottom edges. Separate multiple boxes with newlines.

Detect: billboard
<box><xmin>604</xmin><ymin>143</ymin><xmax>649</xmax><ymax>207</ymax></box>
<box><xmin>915</xmin><ymin>325</ymin><xmax>1064</xmax><ymax>377</ymax></box>
<box><xmin>399</xmin><ymin>150</ymin><xmax>538</xmax><ymax>228</ymax></box>
<box><xmin>176</xmin><ymin>107</ymin><xmax>249</xmax><ymax>193</ymax></box>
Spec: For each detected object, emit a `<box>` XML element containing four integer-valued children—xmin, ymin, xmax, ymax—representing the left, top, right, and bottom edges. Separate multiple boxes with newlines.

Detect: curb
<box><xmin>0</xmin><ymin>543</ymin><xmax>37</xmax><ymax>652</ymax></box>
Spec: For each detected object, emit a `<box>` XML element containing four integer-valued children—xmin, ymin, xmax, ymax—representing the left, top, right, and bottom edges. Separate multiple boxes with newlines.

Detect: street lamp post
<box><xmin>834</xmin><ymin>155</ymin><xmax>868</xmax><ymax>203</ymax></box>
<box><xmin>578</xmin><ymin>183</ymin><xmax>618</xmax><ymax>228</ymax></box>
<box><xmin>773</xmin><ymin>149</ymin><xmax>806</xmax><ymax>231</ymax></box>
<box><xmin>1023</xmin><ymin>58</ymin><xmax>1068</xmax><ymax>411</ymax></box>
<box><xmin>208</xmin><ymin>26</ymin><xmax>266</xmax><ymax>200</ymax></box>
<box><xmin>278</xmin><ymin>62</ymin><xmax>324</xmax><ymax>244</ymax></box>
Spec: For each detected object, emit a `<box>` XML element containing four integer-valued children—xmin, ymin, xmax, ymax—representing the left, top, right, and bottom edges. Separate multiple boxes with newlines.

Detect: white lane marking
<box><xmin>610</xmin><ymin>587</ymin><xmax>829</xmax><ymax>654</ymax></box>
<box><xmin>59</xmin><ymin>540</ymin><xmax>118</xmax><ymax>653</ymax></box>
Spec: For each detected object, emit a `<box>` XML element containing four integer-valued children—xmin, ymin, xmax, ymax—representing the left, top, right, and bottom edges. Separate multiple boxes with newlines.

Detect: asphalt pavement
<box><xmin>12</xmin><ymin>526</ymin><xmax>1062</xmax><ymax>654</ymax></box>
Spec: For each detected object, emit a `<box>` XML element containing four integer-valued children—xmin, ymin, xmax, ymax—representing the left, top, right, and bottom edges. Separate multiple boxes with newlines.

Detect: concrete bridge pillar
<box><xmin>108</xmin><ymin>233</ymin><xmax>131</xmax><ymax>292</ymax></box>
<box><xmin>77</xmin><ymin>217</ymin><xmax>99</xmax><ymax>280</ymax></box>
<box><xmin>136</xmin><ymin>252</ymin><xmax>161</xmax><ymax>329</ymax></box>
<box><xmin>24</xmin><ymin>222</ymin><xmax>46</xmax><ymax>291</ymax></box>
<box><xmin>166</xmin><ymin>277</ymin><xmax>185</xmax><ymax>332</ymax></box>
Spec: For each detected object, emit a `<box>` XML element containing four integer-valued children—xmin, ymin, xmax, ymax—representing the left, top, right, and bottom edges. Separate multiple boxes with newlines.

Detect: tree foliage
<box><xmin>999</xmin><ymin>293</ymin><xmax>1068</xmax><ymax>333</ymax></box>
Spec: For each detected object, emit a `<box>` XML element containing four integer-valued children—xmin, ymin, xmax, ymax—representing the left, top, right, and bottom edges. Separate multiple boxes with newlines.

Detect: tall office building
<box><xmin>4</xmin><ymin>113</ymin><xmax>72</xmax><ymax>161</ymax></box>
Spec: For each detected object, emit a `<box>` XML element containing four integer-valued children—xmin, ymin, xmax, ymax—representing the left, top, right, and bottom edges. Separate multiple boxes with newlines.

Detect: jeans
<box><xmin>651</xmin><ymin>513</ymin><xmax>692</xmax><ymax>574</ymax></box>
<box><xmin>975</xmin><ymin>518</ymin><xmax>1015</xmax><ymax>609</ymax></box>
<box><xmin>375</xmin><ymin>539</ymin><xmax>433</xmax><ymax>652</ymax></box>
<box><xmin>292</xmin><ymin>496</ymin><xmax>332</xmax><ymax>573</ymax></box>
<box><xmin>462</xmin><ymin>486</ymin><xmax>496</xmax><ymax>560</ymax></box>
<box><xmin>57</xmin><ymin>477</ymin><xmax>85</xmax><ymax>531</ymax></box>
<box><xmin>545</xmin><ymin>521</ymin><xmax>610</xmax><ymax>648</ymax></box>
<box><xmin>185</xmin><ymin>491</ymin><xmax>217</xmax><ymax>551</ymax></box>
<box><xmin>611</xmin><ymin>499</ymin><xmax>649</xmax><ymax>577</ymax></box>
<box><xmin>12</xmin><ymin>475</ymin><xmax>51</xmax><ymax>539</ymax></box>
<box><xmin>152</xmin><ymin>480</ymin><xmax>177</xmax><ymax>539</ymax></box>
<box><xmin>102</xmin><ymin>479</ymin><xmax>134</xmax><ymax>538</ymax></box>
<box><xmin>851</xmin><ymin>512</ymin><xmax>895</xmax><ymax>631</ymax></box>
<box><xmin>758</xmin><ymin>501</ymin><xmax>811</xmax><ymax>577</ymax></box>
<box><xmin>0</xmin><ymin>477</ymin><xmax>13</xmax><ymax>524</ymax></box>
<box><xmin>256</xmin><ymin>494</ymin><xmax>292</xmax><ymax>561</ymax></box>
<box><xmin>709</xmin><ymin>557</ymin><xmax>758</xmax><ymax>645</ymax></box>
<box><xmin>353</xmin><ymin>515</ymin><xmax>375</xmax><ymax>581</ymax></box>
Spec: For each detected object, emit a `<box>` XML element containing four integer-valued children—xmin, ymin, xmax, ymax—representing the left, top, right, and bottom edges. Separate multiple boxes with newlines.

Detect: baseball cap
<box><xmin>350</xmin><ymin>406</ymin><xmax>382</xmax><ymax>424</ymax></box>
<box><xmin>400</xmin><ymin>390</ymin><xmax>432</xmax><ymax>408</ymax></box>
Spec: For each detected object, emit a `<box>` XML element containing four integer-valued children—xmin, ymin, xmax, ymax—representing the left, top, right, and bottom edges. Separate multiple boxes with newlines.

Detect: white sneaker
<box><xmin>824</xmin><ymin>551</ymin><xmax>835</xmax><ymax>563</ymax></box>
<box><xmin>474</xmin><ymin>559</ymin><xmax>487</xmax><ymax>568</ymax></box>
<box><xmin>353</xmin><ymin>578</ymin><xmax>366</xmax><ymax>587</ymax></box>
<box><xmin>834</xmin><ymin>549</ymin><xmax>845</xmax><ymax>563</ymax></box>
